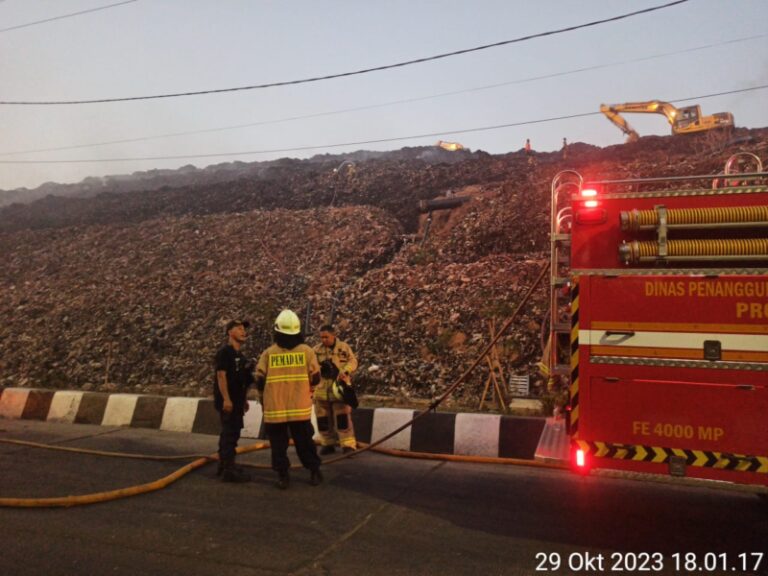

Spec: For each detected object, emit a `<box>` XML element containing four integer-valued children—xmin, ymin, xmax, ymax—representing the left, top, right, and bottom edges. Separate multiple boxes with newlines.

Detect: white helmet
<box><xmin>274</xmin><ymin>309</ymin><xmax>301</xmax><ymax>335</ymax></box>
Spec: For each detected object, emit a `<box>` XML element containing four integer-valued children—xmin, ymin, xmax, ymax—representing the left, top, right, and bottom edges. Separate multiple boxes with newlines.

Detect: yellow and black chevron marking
<box><xmin>575</xmin><ymin>440</ymin><xmax>768</xmax><ymax>474</ymax></box>
<box><xmin>569</xmin><ymin>277</ymin><xmax>580</xmax><ymax>437</ymax></box>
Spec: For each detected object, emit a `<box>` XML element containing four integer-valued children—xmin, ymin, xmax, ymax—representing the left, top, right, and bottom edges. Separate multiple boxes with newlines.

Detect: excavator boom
<box><xmin>600</xmin><ymin>100</ymin><xmax>733</xmax><ymax>142</ymax></box>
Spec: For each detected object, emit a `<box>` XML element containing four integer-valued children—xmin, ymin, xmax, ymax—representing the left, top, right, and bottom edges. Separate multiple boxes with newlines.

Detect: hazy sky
<box><xmin>1</xmin><ymin>0</ymin><xmax>766</xmax><ymax>191</ymax></box>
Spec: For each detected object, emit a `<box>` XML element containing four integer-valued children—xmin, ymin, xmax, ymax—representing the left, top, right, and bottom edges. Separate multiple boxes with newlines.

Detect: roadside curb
<box><xmin>0</xmin><ymin>387</ymin><xmax>549</xmax><ymax>460</ymax></box>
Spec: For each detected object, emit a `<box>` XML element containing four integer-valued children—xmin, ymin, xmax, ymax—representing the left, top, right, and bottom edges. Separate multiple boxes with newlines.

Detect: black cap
<box><xmin>225</xmin><ymin>319</ymin><xmax>251</xmax><ymax>334</ymax></box>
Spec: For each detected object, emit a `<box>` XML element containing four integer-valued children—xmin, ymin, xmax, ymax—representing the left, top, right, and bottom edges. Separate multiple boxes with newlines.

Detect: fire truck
<box><xmin>547</xmin><ymin>152</ymin><xmax>768</xmax><ymax>490</ymax></box>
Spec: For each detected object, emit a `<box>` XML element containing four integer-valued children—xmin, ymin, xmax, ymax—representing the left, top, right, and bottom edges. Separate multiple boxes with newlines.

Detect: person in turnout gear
<box><xmin>255</xmin><ymin>310</ymin><xmax>322</xmax><ymax>489</ymax></box>
<box><xmin>313</xmin><ymin>324</ymin><xmax>359</xmax><ymax>455</ymax></box>
<box><xmin>214</xmin><ymin>320</ymin><xmax>253</xmax><ymax>483</ymax></box>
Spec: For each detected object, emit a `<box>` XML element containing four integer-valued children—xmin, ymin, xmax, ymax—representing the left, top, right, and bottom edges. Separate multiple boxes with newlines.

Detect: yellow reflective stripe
<box><xmin>266</xmin><ymin>374</ymin><xmax>309</xmax><ymax>383</ymax></box>
<box><xmin>264</xmin><ymin>408</ymin><xmax>313</xmax><ymax>417</ymax></box>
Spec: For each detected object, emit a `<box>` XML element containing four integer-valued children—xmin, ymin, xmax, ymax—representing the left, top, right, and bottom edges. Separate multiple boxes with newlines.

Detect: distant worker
<box><xmin>255</xmin><ymin>310</ymin><xmax>322</xmax><ymax>489</ymax></box>
<box><xmin>562</xmin><ymin>137</ymin><xmax>568</xmax><ymax>160</ymax></box>
<box><xmin>214</xmin><ymin>320</ymin><xmax>253</xmax><ymax>483</ymax></box>
<box><xmin>525</xmin><ymin>138</ymin><xmax>534</xmax><ymax>165</ymax></box>
<box><xmin>313</xmin><ymin>325</ymin><xmax>359</xmax><ymax>454</ymax></box>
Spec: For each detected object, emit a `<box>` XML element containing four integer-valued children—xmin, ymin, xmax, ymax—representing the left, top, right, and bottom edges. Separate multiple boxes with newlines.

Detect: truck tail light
<box><xmin>572</xmin><ymin>447</ymin><xmax>591</xmax><ymax>474</ymax></box>
<box><xmin>575</xmin><ymin>187</ymin><xmax>606</xmax><ymax>223</ymax></box>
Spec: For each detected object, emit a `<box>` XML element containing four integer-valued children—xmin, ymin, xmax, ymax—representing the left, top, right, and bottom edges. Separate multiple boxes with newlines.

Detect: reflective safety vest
<box><xmin>313</xmin><ymin>339</ymin><xmax>358</xmax><ymax>402</ymax></box>
<box><xmin>256</xmin><ymin>343</ymin><xmax>319</xmax><ymax>423</ymax></box>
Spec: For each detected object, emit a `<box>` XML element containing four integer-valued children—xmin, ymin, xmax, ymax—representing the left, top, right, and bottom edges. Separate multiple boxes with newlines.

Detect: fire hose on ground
<box><xmin>0</xmin><ymin>262</ymin><xmax>553</xmax><ymax>508</ymax></box>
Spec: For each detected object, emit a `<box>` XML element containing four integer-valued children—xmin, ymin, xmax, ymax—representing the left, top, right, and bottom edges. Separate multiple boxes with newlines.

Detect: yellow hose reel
<box><xmin>620</xmin><ymin>238</ymin><xmax>768</xmax><ymax>264</ymax></box>
<box><xmin>619</xmin><ymin>205</ymin><xmax>768</xmax><ymax>264</ymax></box>
<box><xmin>620</xmin><ymin>205</ymin><xmax>768</xmax><ymax>233</ymax></box>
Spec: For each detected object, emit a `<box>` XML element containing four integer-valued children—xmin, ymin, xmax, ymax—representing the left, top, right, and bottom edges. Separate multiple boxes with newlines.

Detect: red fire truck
<box><xmin>547</xmin><ymin>152</ymin><xmax>768</xmax><ymax>489</ymax></box>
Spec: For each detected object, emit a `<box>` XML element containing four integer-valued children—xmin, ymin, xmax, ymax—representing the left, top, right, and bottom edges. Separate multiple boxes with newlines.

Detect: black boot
<box><xmin>221</xmin><ymin>460</ymin><xmax>251</xmax><ymax>483</ymax></box>
<box><xmin>217</xmin><ymin>459</ymin><xmax>246</xmax><ymax>477</ymax></box>
<box><xmin>320</xmin><ymin>445</ymin><xmax>336</xmax><ymax>455</ymax></box>
<box><xmin>310</xmin><ymin>468</ymin><xmax>323</xmax><ymax>486</ymax></box>
<box><xmin>276</xmin><ymin>471</ymin><xmax>290</xmax><ymax>490</ymax></box>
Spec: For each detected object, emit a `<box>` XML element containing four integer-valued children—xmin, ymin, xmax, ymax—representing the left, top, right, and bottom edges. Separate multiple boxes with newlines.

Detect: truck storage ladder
<box><xmin>548</xmin><ymin>171</ymin><xmax>581</xmax><ymax>380</ymax></box>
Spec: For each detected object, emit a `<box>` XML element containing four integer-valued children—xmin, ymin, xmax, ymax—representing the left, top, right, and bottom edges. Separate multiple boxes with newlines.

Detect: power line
<box><xmin>0</xmin><ymin>84</ymin><xmax>764</xmax><ymax>165</ymax></box>
<box><xmin>0</xmin><ymin>0</ymin><xmax>138</xmax><ymax>34</ymax></box>
<box><xmin>3</xmin><ymin>31</ymin><xmax>762</xmax><ymax>158</ymax></box>
<box><xmin>0</xmin><ymin>0</ymin><xmax>688</xmax><ymax>105</ymax></box>
<box><xmin>0</xmin><ymin>111</ymin><xmax>599</xmax><ymax>164</ymax></box>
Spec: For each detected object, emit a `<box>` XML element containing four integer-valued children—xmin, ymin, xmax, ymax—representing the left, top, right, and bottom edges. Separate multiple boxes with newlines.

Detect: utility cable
<box><xmin>0</xmin><ymin>83</ymin><xmax>765</xmax><ymax>165</ymax></box>
<box><xmin>0</xmin><ymin>110</ymin><xmax>599</xmax><ymax>163</ymax></box>
<box><xmin>2</xmin><ymin>32</ymin><xmax>763</xmax><ymax>158</ymax></box>
<box><xmin>0</xmin><ymin>0</ymin><xmax>138</xmax><ymax>34</ymax></box>
<box><xmin>0</xmin><ymin>0</ymin><xmax>688</xmax><ymax>105</ymax></box>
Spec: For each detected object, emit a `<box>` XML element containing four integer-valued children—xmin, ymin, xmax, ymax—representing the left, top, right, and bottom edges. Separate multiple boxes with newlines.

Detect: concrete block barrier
<box><xmin>47</xmin><ymin>391</ymin><xmax>84</xmax><ymax>423</ymax></box>
<box><xmin>0</xmin><ymin>387</ymin><xmax>550</xmax><ymax>460</ymax></box>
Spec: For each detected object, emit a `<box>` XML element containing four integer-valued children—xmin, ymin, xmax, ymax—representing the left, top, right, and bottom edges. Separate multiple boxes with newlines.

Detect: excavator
<box><xmin>600</xmin><ymin>101</ymin><xmax>734</xmax><ymax>142</ymax></box>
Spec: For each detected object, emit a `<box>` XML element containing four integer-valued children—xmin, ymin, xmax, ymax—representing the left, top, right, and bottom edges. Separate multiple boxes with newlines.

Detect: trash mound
<box><xmin>328</xmin><ymin>254</ymin><xmax>549</xmax><ymax>400</ymax></box>
<box><xmin>1</xmin><ymin>128</ymin><xmax>766</xmax><ymax>403</ymax></box>
<box><xmin>0</xmin><ymin>206</ymin><xmax>402</xmax><ymax>395</ymax></box>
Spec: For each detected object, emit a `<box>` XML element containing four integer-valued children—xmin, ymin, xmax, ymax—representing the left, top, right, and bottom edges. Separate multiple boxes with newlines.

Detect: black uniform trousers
<box><xmin>218</xmin><ymin>410</ymin><xmax>244</xmax><ymax>465</ymax></box>
<box><xmin>266</xmin><ymin>420</ymin><xmax>321</xmax><ymax>474</ymax></box>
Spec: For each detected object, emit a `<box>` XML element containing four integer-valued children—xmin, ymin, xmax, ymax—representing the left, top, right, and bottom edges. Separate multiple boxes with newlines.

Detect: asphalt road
<box><xmin>0</xmin><ymin>420</ymin><xmax>766</xmax><ymax>576</ymax></box>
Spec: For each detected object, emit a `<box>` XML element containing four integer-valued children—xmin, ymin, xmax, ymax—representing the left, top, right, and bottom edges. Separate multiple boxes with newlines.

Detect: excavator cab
<box><xmin>672</xmin><ymin>105</ymin><xmax>702</xmax><ymax>130</ymax></box>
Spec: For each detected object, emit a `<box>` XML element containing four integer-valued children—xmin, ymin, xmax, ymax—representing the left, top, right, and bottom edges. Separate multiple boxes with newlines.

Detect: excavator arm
<box><xmin>601</xmin><ymin>100</ymin><xmax>733</xmax><ymax>142</ymax></box>
<box><xmin>599</xmin><ymin>104</ymin><xmax>640</xmax><ymax>142</ymax></box>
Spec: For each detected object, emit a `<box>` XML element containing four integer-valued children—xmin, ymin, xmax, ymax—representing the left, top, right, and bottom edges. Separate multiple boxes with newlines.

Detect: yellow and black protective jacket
<box><xmin>256</xmin><ymin>343</ymin><xmax>320</xmax><ymax>423</ymax></box>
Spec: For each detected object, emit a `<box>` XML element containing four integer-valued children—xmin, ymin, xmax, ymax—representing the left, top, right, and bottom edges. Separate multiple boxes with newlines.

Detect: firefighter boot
<box><xmin>320</xmin><ymin>445</ymin><xmax>336</xmax><ymax>455</ymax></box>
<box><xmin>276</xmin><ymin>471</ymin><xmax>290</xmax><ymax>490</ymax></box>
<box><xmin>217</xmin><ymin>460</ymin><xmax>246</xmax><ymax>477</ymax></box>
<box><xmin>216</xmin><ymin>456</ymin><xmax>248</xmax><ymax>476</ymax></box>
<box><xmin>221</xmin><ymin>460</ymin><xmax>251</xmax><ymax>483</ymax></box>
<box><xmin>310</xmin><ymin>468</ymin><xmax>323</xmax><ymax>486</ymax></box>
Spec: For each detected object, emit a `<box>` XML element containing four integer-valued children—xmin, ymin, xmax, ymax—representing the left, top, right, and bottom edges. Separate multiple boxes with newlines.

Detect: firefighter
<box><xmin>313</xmin><ymin>324</ymin><xmax>359</xmax><ymax>454</ymax></box>
<box><xmin>214</xmin><ymin>319</ymin><xmax>253</xmax><ymax>483</ymax></box>
<box><xmin>255</xmin><ymin>309</ymin><xmax>322</xmax><ymax>489</ymax></box>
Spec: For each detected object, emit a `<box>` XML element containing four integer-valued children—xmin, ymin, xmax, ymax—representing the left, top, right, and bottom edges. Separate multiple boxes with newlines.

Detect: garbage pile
<box><xmin>1</xmin><ymin>128</ymin><xmax>766</xmax><ymax>403</ymax></box>
<box><xmin>0</xmin><ymin>206</ymin><xmax>402</xmax><ymax>396</ymax></box>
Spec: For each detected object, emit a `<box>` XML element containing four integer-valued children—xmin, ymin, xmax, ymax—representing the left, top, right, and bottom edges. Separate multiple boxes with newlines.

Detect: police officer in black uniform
<box><xmin>214</xmin><ymin>319</ymin><xmax>253</xmax><ymax>482</ymax></box>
